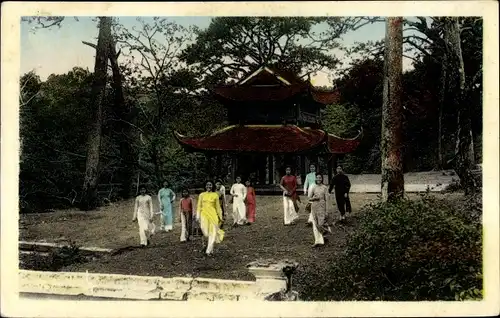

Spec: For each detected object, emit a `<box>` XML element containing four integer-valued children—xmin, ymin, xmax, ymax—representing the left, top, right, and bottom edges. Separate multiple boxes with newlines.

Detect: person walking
<box><xmin>328</xmin><ymin>165</ymin><xmax>352</xmax><ymax>221</ymax></box>
<box><xmin>196</xmin><ymin>180</ymin><xmax>225</xmax><ymax>256</ymax></box>
<box><xmin>245</xmin><ymin>179</ymin><xmax>256</xmax><ymax>224</ymax></box>
<box><xmin>308</xmin><ymin>173</ymin><xmax>332</xmax><ymax>247</ymax></box>
<box><xmin>279</xmin><ymin>166</ymin><xmax>300</xmax><ymax>225</ymax></box>
<box><xmin>230</xmin><ymin>176</ymin><xmax>247</xmax><ymax>226</ymax></box>
<box><xmin>179</xmin><ymin>188</ymin><xmax>195</xmax><ymax>242</ymax></box>
<box><xmin>158</xmin><ymin>181</ymin><xmax>176</xmax><ymax>232</ymax></box>
<box><xmin>303</xmin><ymin>164</ymin><xmax>317</xmax><ymax>226</ymax></box>
<box><xmin>132</xmin><ymin>186</ymin><xmax>155</xmax><ymax>247</ymax></box>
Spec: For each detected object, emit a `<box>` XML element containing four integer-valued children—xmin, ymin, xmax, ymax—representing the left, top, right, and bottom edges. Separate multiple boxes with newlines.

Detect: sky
<box><xmin>20</xmin><ymin>16</ymin><xmax>416</xmax><ymax>87</ymax></box>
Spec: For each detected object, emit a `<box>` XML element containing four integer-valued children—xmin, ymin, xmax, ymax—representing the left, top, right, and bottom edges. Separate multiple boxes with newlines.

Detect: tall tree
<box><xmin>113</xmin><ymin>18</ymin><xmax>199</xmax><ymax>187</ymax></box>
<box><xmin>83</xmin><ymin>21</ymin><xmax>135</xmax><ymax>200</ymax></box>
<box><xmin>80</xmin><ymin>17</ymin><xmax>112</xmax><ymax>210</ymax></box>
<box><xmin>22</xmin><ymin>16</ymin><xmax>131</xmax><ymax>206</ymax></box>
<box><xmin>443</xmin><ymin>17</ymin><xmax>478</xmax><ymax>195</ymax></box>
<box><xmin>381</xmin><ymin>17</ymin><xmax>405</xmax><ymax>202</ymax></box>
<box><xmin>180</xmin><ymin>17</ymin><xmax>382</xmax><ymax>85</ymax></box>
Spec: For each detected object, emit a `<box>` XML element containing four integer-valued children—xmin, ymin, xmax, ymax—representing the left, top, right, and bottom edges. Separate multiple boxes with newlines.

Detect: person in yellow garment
<box><xmin>196</xmin><ymin>180</ymin><xmax>225</xmax><ymax>256</ymax></box>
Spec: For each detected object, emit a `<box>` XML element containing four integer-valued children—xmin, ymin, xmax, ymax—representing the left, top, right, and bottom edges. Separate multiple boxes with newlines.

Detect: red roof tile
<box><xmin>327</xmin><ymin>128</ymin><xmax>364</xmax><ymax>153</ymax></box>
<box><xmin>174</xmin><ymin>125</ymin><xmax>362</xmax><ymax>154</ymax></box>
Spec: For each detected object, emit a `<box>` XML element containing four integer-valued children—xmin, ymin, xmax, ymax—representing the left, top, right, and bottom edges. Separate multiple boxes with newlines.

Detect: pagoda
<box><xmin>174</xmin><ymin>66</ymin><xmax>362</xmax><ymax>190</ymax></box>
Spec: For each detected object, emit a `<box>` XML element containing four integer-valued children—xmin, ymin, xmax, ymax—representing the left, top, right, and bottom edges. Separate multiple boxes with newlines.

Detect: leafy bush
<box><xmin>443</xmin><ymin>178</ymin><xmax>463</xmax><ymax>193</ymax></box>
<box><xmin>295</xmin><ymin>194</ymin><xmax>482</xmax><ymax>301</ymax></box>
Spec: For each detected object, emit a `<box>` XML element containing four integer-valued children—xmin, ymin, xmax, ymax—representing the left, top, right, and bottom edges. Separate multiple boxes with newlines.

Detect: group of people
<box><xmin>131</xmin><ymin>177</ymin><xmax>257</xmax><ymax>256</ymax></box>
<box><xmin>279</xmin><ymin>164</ymin><xmax>352</xmax><ymax>247</ymax></box>
<box><xmin>132</xmin><ymin>164</ymin><xmax>351</xmax><ymax>255</ymax></box>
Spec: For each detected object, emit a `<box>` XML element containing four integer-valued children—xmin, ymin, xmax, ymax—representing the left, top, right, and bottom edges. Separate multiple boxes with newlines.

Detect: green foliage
<box><xmin>332</xmin><ymin>58</ymin><xmax>384</xmax><ymax>173</ymax></box>
<box><xmin>180</xmin><ymin>17</ymin><xmax>347</xmax><ymax>83</ymax></box>
<box><xmin>19</xmin><ymin>68</ymin><xmax>95</xmax><ymax>212</ymax></box>
<box><xmin>19</xmin><ymin>17</ymin><xmax>483</xmax><ymax>212</ymax></box>
<box><xmin>322</xmin><ymin>103</ymin><xmax>365</xmax><ymax>173</ymax></box>
<box><xmin>295</xmin><ymin>194</ymin><xmax>482</xmax><ymax>300</ymax></box>
<box><xmin>322</xmin><ymin>104</ymin><xmax>360</xmax><ymax>137</ymax></box>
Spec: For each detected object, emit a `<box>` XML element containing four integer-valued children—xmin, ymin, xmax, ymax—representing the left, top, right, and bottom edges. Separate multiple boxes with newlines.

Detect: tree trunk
<box><xmin>444</xmin><ymin>18</ymin><xmax>478</xmax><ymax>195</ymax></box>
<box><xmin>108</xmin><ymin>39</ymin><xmax>135</xmax><ymax>199</ymax></box>
<box><xmin>150</xmin><ymin>143</ymin><xmax>162</xmax><ymax>188</ymax></box>
<box><xmin>268</xmin><ymin>154</ymin><xmax>274</xmax><ymax>185</ymax></box>
<box><xmin>80</xmin><ymin>17</ymin><xmax>112</xmax><ymax>211</ymax></box>
<box><xmin>381</xmin><ymin>17</ymin><xmax>405</xmax><ymax>202</ymax></box>
<box><xmin>437</xmin><ymin>57</ymin><xmax>447</xmax><ymax>170</ymax></box>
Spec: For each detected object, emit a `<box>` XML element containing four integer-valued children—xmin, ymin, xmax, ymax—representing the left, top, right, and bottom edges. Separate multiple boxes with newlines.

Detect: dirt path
<box><xmin>20</xmin><ymin>194</ymin><xmax>382</xmax><ymax>280</ymax></box>
<box><xmin>20</xmin><ymin>193</ymin><xmax>459</xmax><ymax>280</ymax></box>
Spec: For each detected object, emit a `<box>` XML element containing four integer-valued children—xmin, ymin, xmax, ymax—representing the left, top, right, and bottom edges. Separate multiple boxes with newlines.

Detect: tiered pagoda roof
<box><xmin>174</xmin><ymin>125</ymin><xmax>363</xmax><ymax>154</ymax></box>
<box><xmin>174</xmin><ymin>66</ymin><xmax>362</xmax><ymax>154</ymax></box>
<box><xmin>213</xmin><ymin>66</ymin><xmax>340</xmax><ymax>105</ymax></box>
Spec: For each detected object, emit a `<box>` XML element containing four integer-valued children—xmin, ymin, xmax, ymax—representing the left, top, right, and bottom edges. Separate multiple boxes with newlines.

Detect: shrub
<box><xmin>295</xmin><ymin>194</ymin><xmax>482</xmax><ymax>301</ymax></box>
<box><xmin>443</xmin><ymin>178</ymin><xmax>463</xmax><ymax>193</ymax></box>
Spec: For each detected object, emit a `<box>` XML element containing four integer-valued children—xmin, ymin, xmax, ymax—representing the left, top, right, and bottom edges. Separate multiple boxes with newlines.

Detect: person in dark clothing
<box><xmin>328</xmin><ymin>165</ymin><xmax>352</xmax><ymax>221</ymax></box>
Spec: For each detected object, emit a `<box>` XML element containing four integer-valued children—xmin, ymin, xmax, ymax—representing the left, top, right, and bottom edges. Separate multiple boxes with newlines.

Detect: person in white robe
<box><xmin>230</xmin><ymin>176</ymin><xmax>247</xmax><ymax>226</ymax></box>
<box><xmin>303</xmin><ymin>164</ymin><xmax>317</xmax><ymax>225</ymax></box>
<box><xmin>308</xmin><ymin>173</ymin><xmax>332</xmax><ymax>247</ymax></box>
<box><xmin>132</xmin><ymin>186</ymin><xmax>155</xmax><ymax>247</ymax></box>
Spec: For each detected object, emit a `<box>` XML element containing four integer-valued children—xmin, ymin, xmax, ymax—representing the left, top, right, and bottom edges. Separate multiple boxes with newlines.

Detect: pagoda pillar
<box><xmin>300</xmin><ymin>155</ymin><xmax>306</xmax><ymax>186</ymax></box>
<box><xmin>216</xmin><ymin>154</ymin><xmax>222</xmax><ymax>180</ymax></box>
<box><xmin>206</xmin><ymin>154</ymin><xmax>213</xmax><ymax>180</ymax></box>
<box><xmin>268</xmin><ymin>154</ymin><xmax>274</xmax><ymax>185</ymax></box>
<box><xmin>310</xmin><ymin>154</ymin><xmax>319</xmax><ymax>173</ymax></box>
<box><xmin>304</xmin><ymin>156</ymin><xmax>310</xmax><ymax>177</ymax></box>
<box><xmin>258</xmin><ymin>156</ymin><xmax>266</xmax><ymax>185</ymax></box>
<box><xmin>274</xmin><ymin>155</ymin><xmax>282</xmax><ymax>186</ymax></box>
<box><xmin>327</xmin><ymin>154</ymin><xmax>333</xmax><ymax>185</ymax></box>
<box><xmin>230</xmin><ymin>155</ymin><xmax>237</xmax><ymax>184</ymax></box>
<box><xmin>333</xmin><ymin>155</ymin><xmax>339</xmax><ymax>176</ymax></box>
<box><xmin>336</xmin><ymin>154</ymin><xmax>343</xmax><ymax>169</ymax></box>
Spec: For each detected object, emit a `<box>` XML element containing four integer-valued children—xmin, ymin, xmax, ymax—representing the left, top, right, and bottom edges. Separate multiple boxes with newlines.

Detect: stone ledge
<box><xmin>19</xmin><ymin>270</ymin><xmax>259</xmax><ymax>301</ymax></box>
<box><xmin>19</xmin><ymin>241</ymin><xmax>114</xmax><ymax>255</ymax></box>
<box><xmin>349</xmin><ymin>183</ymin><xmax>449</xmax><ymax>193</ymax></box>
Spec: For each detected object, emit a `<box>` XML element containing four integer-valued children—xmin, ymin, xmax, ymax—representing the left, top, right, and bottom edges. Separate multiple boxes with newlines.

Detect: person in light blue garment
<box><xmin>303</xmin><ymin>164</ymin><xmax>317</xmax><ymax>226</ymax></box>
<box><xmin>158</xmin><ymin>181</ymin><xmax>176</xmax><ymax>232</ymax></box>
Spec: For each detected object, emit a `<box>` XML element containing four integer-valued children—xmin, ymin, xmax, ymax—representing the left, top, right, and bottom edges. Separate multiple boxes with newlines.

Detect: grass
<box><xmin>19</xmin><ymin>193</ymin><xmax>462</xmax><ymax>281</ymax></box>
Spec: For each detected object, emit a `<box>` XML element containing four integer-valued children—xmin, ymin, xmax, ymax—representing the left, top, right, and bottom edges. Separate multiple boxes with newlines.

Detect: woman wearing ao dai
<box><xmin>196</xmin><ymin>181</ymin><xmax>225</xmax><ymax>255</ymax></box>
<box><xmin>308</xmin><ymin>174</ymin><xmax>331</xmax><ymax>247</ymax></box>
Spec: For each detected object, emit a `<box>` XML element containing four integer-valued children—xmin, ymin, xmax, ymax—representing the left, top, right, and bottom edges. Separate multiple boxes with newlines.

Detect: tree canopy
<box><xmin>19</xmin><ymin>16</ymin><xmax>483</xmax><ymax>211</ymax></box>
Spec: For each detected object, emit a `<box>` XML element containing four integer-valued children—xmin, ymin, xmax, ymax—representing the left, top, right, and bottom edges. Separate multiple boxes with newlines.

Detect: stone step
<box><xmin>19</xmin><ymin>270</ymin><xmax>257</xmax><ymax>301</ymax></box>
<box><xmin>19</xmin><ymin>241</ymin><xmax>114</xmax><ymax>257</ymax></box>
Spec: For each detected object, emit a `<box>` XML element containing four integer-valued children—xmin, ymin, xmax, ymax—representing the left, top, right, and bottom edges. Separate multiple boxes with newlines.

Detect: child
<box><xmin>245</xmin><ymin>180</ymin><xmax>256</xmax><ymax>224</ymax></box>
<box><xmin>179</xmin><ymin>189</ymin><xmax>195</xmax><ymax>242</ymax></box>
<box><xmin>132</xmin><ymin>186</ymin><xmax>155</xmax><ymax>247</ymax></box>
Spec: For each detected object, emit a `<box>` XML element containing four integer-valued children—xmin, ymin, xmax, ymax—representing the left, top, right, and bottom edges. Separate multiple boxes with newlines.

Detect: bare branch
<box><xmin>40</xmin><ymin>142</ymin><xmax>86</xmax><ymax>158</ymax></box>
<box><xmin>82</xmin><ymin>41</ymin><xmax>97</xmax><ymax>49</ymax></box>
<box><xmin>403</xmin><ymin>53</ymin><xmax>420</xmax><ymax>64</ymax></box>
